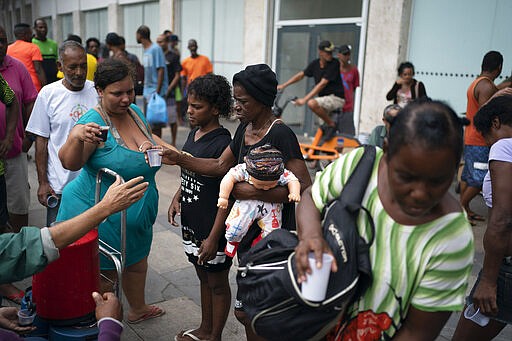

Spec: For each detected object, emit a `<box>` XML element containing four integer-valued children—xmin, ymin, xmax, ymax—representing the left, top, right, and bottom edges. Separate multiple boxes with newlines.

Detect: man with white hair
<box><xmin>26</xmin><ymin>40</ymin><xmax>98</xmax><ymax>226</ymax></box>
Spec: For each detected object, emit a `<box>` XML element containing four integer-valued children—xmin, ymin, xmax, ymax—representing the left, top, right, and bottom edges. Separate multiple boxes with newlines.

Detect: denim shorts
<box><xmin>467</xmin><ymin>260</ymin><xmax>512</xmax><ymax>324</ymax></box>
<box><xmin>461</xmin><ymin>145</ymin><xmax>490</xmax><ymax>188</ymax></box>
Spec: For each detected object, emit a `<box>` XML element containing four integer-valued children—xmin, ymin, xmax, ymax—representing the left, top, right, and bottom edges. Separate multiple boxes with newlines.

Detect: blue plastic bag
<box><xmin>146</xmin><ymin>93</ymin><xmax>168</xmax><ymax>125</ymax></box>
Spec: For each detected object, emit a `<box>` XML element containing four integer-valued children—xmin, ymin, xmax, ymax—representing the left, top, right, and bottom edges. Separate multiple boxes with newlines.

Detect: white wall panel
<box><xmin>56</xmin><ymin>0</ymin><xmax>79</xmax><ymax>14</ymax></box>
<box><xmin>79</xmin><ymin>0</ymin><xmax>115</xmax><ymax>11</ymax></box>
<box><xmin>408</xmin><ymin>0</ymin><xmax>512</xmax><ymax>113</ymax></box>
<box><xmin>180</xmin><ymin>0</ymin><xmax>244</xmax><ymax>81</ymax></box>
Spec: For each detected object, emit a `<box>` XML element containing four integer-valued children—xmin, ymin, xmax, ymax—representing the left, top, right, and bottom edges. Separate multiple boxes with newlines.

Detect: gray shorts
<box><xmin>5</xmin><ymin>153</ymin><xmax>29</xmax><ymax>214</ymax></box>
<box><xmin>315</xmin><ymin>94</ymin><xmax>345</xmax><ymax>113</ymax></box>
<box><xmin>167</xmin><ymin>97</ymin><xmax>177</xmax><ymax>125</ymax></box>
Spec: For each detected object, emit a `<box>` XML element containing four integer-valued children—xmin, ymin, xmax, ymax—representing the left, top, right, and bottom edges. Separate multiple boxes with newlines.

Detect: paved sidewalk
<box><xmin>14</xmin><ymin>118</ymin><xmax>512</xmax><ymax>340</ymax></box>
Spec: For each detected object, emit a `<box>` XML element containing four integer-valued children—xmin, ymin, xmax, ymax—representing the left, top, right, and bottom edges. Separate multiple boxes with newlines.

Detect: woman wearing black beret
<box><xmin>162</xmin><ymin>64</ymin><xmax>311</xmax><ymax>341</ymax></box>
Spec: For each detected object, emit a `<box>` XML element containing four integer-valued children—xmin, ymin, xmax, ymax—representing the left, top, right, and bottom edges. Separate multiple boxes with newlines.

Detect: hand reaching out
<box><xmin>101</xmin><ymin>176</ymin><xmax>148</xmax><ymax>215</ymax></box>
<box><xmin>73</xmin><ymin>123</ymin><xmax>103</xmax><ymax>144</ymax></box>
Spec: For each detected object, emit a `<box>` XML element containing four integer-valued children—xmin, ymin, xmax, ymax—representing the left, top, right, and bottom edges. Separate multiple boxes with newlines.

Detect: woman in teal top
<box><xmin>57</xmin><ymin>59</ymin><xmax>167</xmax><ymax>324</ymax></box>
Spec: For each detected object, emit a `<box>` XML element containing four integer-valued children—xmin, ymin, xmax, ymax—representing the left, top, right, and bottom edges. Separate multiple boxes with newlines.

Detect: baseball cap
<box><xmin>318</xmin><ymin>40</ymin><xmax>335</xmax><ymax>53</ymax></box>
<box><xmin>170</xmin><ymin>35</ymin><xmax>179</xmax><ymax>42</ymax></box>
<box><xmin>337</xmin><ymin>44</ymin><xmax>351</xmax><ymax>55</ymax></box>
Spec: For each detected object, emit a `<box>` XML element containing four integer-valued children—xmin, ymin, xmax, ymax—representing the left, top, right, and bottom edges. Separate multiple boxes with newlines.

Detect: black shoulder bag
<box><xmin>236</xmin><ymin>145</ymin><xmax>376</xmax><ymax>341</ymax></box>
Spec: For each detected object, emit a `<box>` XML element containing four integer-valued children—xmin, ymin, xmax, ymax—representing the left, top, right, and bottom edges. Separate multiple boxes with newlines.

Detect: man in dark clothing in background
<box><xmin>278</xmin><ymin>40</ymin><xmax>347</xmax><ymax>133</ymax></box>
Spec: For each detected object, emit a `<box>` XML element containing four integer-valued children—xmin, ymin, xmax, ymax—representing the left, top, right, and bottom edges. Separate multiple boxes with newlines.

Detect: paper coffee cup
<box><xmin>301</xmin><ymin>252</ymin><xmax>333</xmax><ymax>301</ymax></box>
<box><xmin>147</xmin><ymin>148</ymin><xmax>162</xmax><ymax>167</ymax></box>
<box><xmin>464</xmin><ymin>304</ymin><xmax>490</xmax><ymax>327</ymax></box>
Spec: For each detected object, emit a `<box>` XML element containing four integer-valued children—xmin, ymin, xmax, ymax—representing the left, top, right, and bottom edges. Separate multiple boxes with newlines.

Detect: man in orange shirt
<box><xmin>460</xmin><ymin>51</ymin><xmax>502</xmax><ymax>224</ymax></box>
<box><xmin>181</xmin><ymin>39</ymin><xmax>212</xmax><ymax>89</ymax></box>
<box><xmin>7</xmin><ymin>23</ymin><xmax>46</xmax><ymax>91</ymax></box>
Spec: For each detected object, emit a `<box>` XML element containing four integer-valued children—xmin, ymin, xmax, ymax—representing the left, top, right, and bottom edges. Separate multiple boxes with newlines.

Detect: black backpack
<box><xmin>236</xmin><ymin>145</ymin><xmax>376</xmax><ymax>341</ymax></box>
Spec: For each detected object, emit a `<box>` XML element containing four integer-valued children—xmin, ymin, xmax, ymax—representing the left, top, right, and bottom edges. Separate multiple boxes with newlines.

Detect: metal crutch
<box><xmin>95</xmin><ymin>168</ymin><xmax>127</xmax><ymax>301</ymax></box>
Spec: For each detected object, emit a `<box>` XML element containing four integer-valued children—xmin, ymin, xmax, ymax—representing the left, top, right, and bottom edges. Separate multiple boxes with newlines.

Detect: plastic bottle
<box><xmin>336</xmin><ymin>137</ymin><xmax>344</xmax><ymax>152</ymax></box>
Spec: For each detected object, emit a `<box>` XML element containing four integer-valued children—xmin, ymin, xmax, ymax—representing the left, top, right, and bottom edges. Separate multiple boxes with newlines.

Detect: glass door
<box><xmin>275</xmin><ymin>24</ymin><xmax>360</xmax><ymax>135</ymax></box>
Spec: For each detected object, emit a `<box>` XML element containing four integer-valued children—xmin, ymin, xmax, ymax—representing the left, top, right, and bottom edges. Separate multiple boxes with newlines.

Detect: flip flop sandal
<box><xmin>469</xmin><ymin>213</ymin><xmax>485</xmax><ymax>222</ymax></box>
<box><xmin>174</xmin><ymin>329</ymin><xmax>207</xmax><ymax>341</ymax></box>
<box><xmin>4</xmin><ymin>291</ymin><xmax>24</xmax><ymax>305</ymax></box>
<box><xmin>127</xmin><ymin>305</ymin><xmax>165</xmax><ymax>324</ymax></box>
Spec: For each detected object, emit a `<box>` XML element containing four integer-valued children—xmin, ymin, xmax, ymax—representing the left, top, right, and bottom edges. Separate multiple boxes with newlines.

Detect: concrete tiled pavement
<box><xmin>12</xmin><ymin>117</ymin><xmax>512</xmax><ymax>340</ymax></box>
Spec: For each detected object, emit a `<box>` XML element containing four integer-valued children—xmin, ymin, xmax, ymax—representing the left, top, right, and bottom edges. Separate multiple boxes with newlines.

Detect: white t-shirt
<box><xmin>482</xmin><ymin>137</ymin><xmax>512</xmax><ymax>208</ymax></box>
<box><xmin>26</xmin><ymin>80</ymin><xmax>98</xmax><ymax>194</ymax></box>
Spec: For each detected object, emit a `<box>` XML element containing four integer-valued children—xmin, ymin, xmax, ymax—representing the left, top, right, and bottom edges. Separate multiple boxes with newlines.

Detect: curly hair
<box><xmin>474</xmin><ymin>94</ymin><xmax>512</xmax><ymax>137</ymax></box>
<box><xmin>187</xmin><ymin>74</ymin><xmax>233</xmax><ymax>117</ymax></box>
<box><xmin>94</xmin><ymin>58</ymin><xmax>135</xmax><ymax>90</ymax></box>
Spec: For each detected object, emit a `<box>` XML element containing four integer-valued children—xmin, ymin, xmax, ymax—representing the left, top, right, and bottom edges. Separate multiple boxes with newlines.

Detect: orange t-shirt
<box><xmin>7</xmin><ymin>40</ymin><xmax>43</xmax><ymax>91</ymax></box>
<box><xmin>465</xmin><ymin>77</ymin><xmax>492</xmax><ymax>146</ymax></box>
<box><xmin>181</xmin><ymin>55</ymin><xmax>213</xmax><ymax>85</ymax></box>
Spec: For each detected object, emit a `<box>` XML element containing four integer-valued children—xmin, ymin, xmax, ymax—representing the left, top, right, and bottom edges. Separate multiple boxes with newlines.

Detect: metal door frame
<box><xmin>271</xmin><ymin>0</ymin><xmax>369</xmax><ymax>136</ymax></box>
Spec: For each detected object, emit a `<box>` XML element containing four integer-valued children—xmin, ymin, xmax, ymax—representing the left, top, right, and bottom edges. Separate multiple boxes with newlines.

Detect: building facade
<box><xmin>1</xmin><ymin>0</ymin><xmax>511</xmax><ymax>135</ymax></box>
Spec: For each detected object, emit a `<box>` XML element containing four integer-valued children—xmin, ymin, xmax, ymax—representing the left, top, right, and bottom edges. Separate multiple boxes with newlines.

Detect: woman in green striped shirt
<box><xmin>296</xmin><ymin>99</ymin><xmax>474</xmax><ymax>340</ymax></box>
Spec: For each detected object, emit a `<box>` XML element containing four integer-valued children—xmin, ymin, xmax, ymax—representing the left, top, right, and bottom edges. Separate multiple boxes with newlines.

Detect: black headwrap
<box><xmin>233</xmin><ymin>64</ymin><xmax>278</xmax><ymax>107</ymax></box>
<box><xmin>245</xmin><ymin>144</ymin><xmax>284</xmax><ymax>181</ymax></box>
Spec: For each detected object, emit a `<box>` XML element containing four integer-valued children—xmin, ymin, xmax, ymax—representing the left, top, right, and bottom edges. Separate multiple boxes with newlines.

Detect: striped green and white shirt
<box><xmin>312</xmin><ymin>147</ymin><xmax>474</xmax><ymax>339</ymax></box>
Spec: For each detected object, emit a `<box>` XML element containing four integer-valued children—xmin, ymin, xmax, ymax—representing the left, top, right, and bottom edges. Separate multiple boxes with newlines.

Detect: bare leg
<box><xmin>176</xmin><ymin>101</ymin><xmax>183</xmax><ymax>126</ymax></box>
<box><xmin>460</xmin><ymin>186</ymin><xmax>482</xmax><ymax>216</ymax></box>
<box><xmin>152</xmin><ymin>126</ymin><xmax>162</xmax><ymax>138</ymax></box>
<box><xmin>8</xmin><ymin>213</ymin><xmax>27</xmax><ymax>233</ymax></box>
<box><xmin>123</xmin><ymin>257</ymin><xmax>164</xmax><ymax>321</ymax></box>
<box><xmin>176</xmin><ymin>267</ymin><xmax>231</xmax><ymax>341</ymax></box>
<box><xmin>208</xmin><ymin>269</ymin><xmax>231</xmax><ymax>341</ymax></box>
<box><xmin>452</xmin><ymin>307</ymin><xmax>506</xmax><ymax>341</ymax></box>
<box><xmin>459</xmin><ymin>180</ymin><xmax>468</xmax><ymax>199</ymax></box>
<box><xmin>307</xmin><ymin>99</ymin><xmax>335</xmax><ymax>127</ymax></box>
<box><xmin>235</xmin><ymin>309</ymin><xmax>267</xmax><ymax>341</ymax></box>
<box><xmin>170</xmin><ymin>123</ymin><xmax>178</xmax><ymax>146</ymax></box>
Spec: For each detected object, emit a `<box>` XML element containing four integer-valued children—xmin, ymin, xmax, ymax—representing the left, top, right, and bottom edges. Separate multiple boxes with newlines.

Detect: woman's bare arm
<box><xmin>162</xmin><ymin>144</ymin><xmax>237</xmax><ymax>177</ymax></box>
<box><xmin>59</xmin><ymin>123</ymin><xmax>102</xmax><ymax>171</ymax></box>
<box><xmin>472</xmin><ymin>160</ymin><xmax>512</xmax><ymax>315</ymax></box>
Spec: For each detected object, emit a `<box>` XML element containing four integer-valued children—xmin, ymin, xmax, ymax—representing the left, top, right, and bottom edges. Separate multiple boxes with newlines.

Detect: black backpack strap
<box><xmin>341</xmin><ymin>145</ymin><xmax>377</xmax><ymax>247</ymax></box>
<box><xmin>339</xmin><ymin>145</ymin><xmax>376</xmax><ymax>205</ymax></box>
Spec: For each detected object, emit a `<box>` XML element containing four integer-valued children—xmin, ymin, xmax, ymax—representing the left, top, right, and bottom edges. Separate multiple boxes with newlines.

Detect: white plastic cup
<box><xmin>46</xmin><ymin>195</ymin><xmax>59</xmax><ymax>208</ymax></box>
<box><xmin>146</xmin><ymin>148</ymin><xmax>162</xmax><ymax>167</ymax></box>
<box><xmin>301</xmin><ymin>252</ymin><xmax>333</xmax><ymax>301</ymax></box>
<box><xmin>464</xmin><ymin>304</ymin><xmax>490</xmax><ymax>327</ymax></box>
<box><xmin>17</xmin><ymin>309</ymin><xmax>35</xmax><ymax>326</ymax></box>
